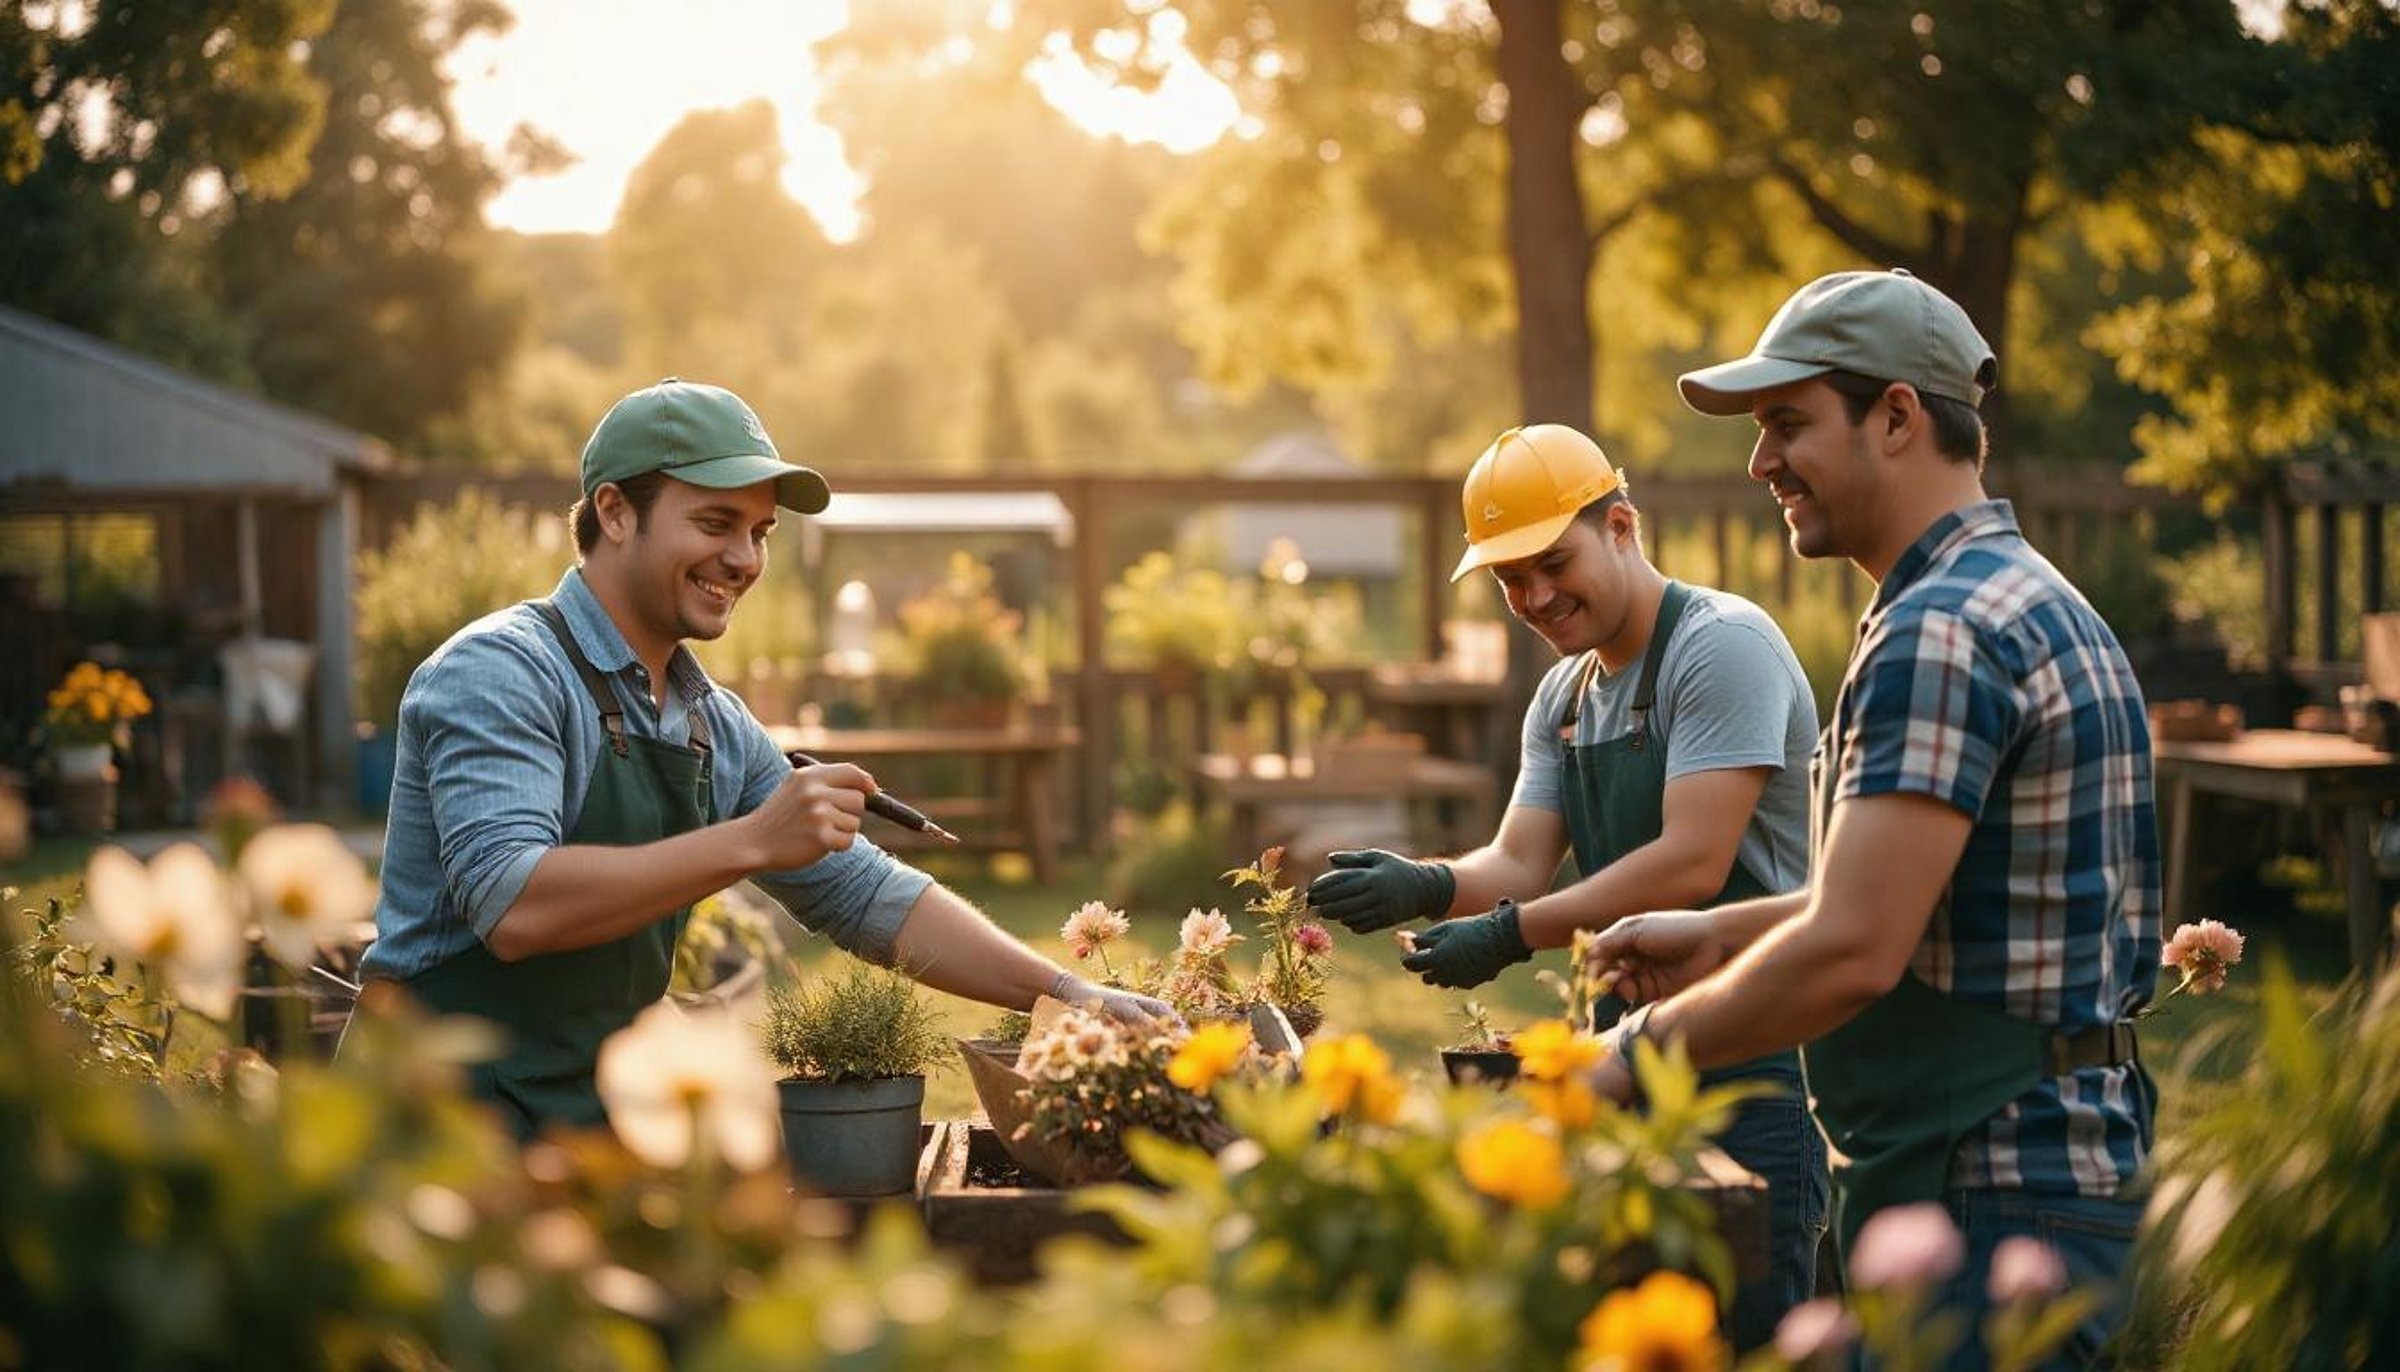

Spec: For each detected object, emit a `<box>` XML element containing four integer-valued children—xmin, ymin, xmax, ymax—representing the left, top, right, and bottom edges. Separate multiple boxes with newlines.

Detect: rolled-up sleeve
<box><xmin>410</xmin><ymin>634</ymin><xmax>572</xmax><ymax>942</ymax></box>
<box><xmin>724</xmin><ymin>707</ymin><xmax>934</xmax><ymax>965</ymax></box>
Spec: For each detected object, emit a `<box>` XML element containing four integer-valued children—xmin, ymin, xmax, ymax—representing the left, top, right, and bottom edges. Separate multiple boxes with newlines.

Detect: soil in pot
<box><xmin>1439</xmin><ymin>1045</ymin><xmax>1520</xmax><ymax>1086</ymax></box>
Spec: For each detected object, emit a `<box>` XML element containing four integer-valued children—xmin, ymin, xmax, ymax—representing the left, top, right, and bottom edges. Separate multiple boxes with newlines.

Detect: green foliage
<box><xmin>1106</xmin><ymin>802</ymin><xmax>1230</xmax><ymax>915</ymax></box>
<box><xmin>669</xmin><ymin>892</ymin><xmax>779</xmax><ymax>999</ymax></box>
<box><xmin>1224</xmin><ymin>848</ymin><xmax>1328</xmax><ymax>1018</ymax></box>
<box><xmin>211</xmin><ymin>0</ymin><xmax>524</xmax><ymax>448</ymax></box>
<box><xmin>353</xmin><ymin>491</ymin><xmax>562</xmax><ymax>728</ymax></box>
<box><xmin>759</xmin><ymin>959</ymin><xmax>946</xmax><ymax>1082</ymax></box>
<box><xmin>2155</xmin><ymin>534</ymin><xmax>2268</xmax><ymax>671</ymax></box>
<box><xmin>9</xmin><ymin>894</ymin><xmax>170</xmax><ymax>1080</ymax></box>
<box><xmin>892</xmin><ymin>553</ymin><xmax>1031</xmax><ymax>705</ymax></box>
<box><xmin>1103</xmin><ymin>551</ymin><xmax>1245</xmax><ymax>673</ymax></box>
<box><xmin>2133</xmin><ymin>956</ymin><xmax>2400</xmax><ymax>1370</ymax></box>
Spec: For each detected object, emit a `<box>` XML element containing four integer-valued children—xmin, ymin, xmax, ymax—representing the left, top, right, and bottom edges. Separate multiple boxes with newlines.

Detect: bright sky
<box><xmin>446</xmin><ymin>0</ymin><xmax>1239</xmax><ymax>241</ymax></box>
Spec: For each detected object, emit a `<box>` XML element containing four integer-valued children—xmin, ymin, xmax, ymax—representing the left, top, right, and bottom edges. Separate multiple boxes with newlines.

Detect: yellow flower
<box><xmin>1512</xmin><ymin>1017</ymin><xmax>1602</xmax><ymax>1081</ymax></box>
<box><xmin>1302</xmin><ymin>1033</ymin><xmax>1404</xmax><ymax>1125</ymax></box>
<box><xmin>1575</xmin><ymin>1271</ymin><xmax>1725</xmax><ymax>1371</ymax></box>
<box><xmin>1456</xmin><ymin>1120</ymin><xmax>1570</xmax><ymax>1209</ymax></box>
<box><xmin>1519</xmin><ymin>1075</ymin><xmax>1599</xmax><ymax>1130</ymax></box>
<box><xmin>1167</xmin><ymin>1021</ymin><xmax>1252</xmax><ymax>1092</ymax></box>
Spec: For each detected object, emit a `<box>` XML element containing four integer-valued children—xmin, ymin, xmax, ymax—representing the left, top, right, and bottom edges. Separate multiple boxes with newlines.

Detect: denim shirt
<box><xmin>358</xmin><ymin>568</ymin><xmax>932</xmax><ymax>981</ymax></box>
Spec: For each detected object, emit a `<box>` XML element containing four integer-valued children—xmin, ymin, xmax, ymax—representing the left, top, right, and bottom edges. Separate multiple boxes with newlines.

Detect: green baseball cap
<box><xmin>579</xmin><ymin>377</ymin><xmax>830</xmax><ymax>513</ymax></box>
<box><xmin>1678</xmin><ymin>269</ymin><xmax>1996</xmax><ymax>416</ymax></box>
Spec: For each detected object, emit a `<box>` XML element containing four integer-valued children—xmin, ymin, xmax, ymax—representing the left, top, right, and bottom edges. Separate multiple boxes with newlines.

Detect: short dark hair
<box><xmin>1822</xmin><ymin>369</ymin><xmax>1987</xmax><ymax>466</ymax></box>
<box><xmin>1571</xmin><ymin>486</ymin><xmax>1635</xmax><ymax>535</ymax></box>
<box><xmin>569</xmin><ymin>471</ymin><xmax>672</xmax><ymax>553</ymax></box>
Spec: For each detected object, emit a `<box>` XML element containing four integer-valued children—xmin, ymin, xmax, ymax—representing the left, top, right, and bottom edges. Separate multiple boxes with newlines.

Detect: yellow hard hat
<box><xmin>1450</xmin><ymin>424</ymin><xmax>1624</xmax><ymax>581</ymax></box>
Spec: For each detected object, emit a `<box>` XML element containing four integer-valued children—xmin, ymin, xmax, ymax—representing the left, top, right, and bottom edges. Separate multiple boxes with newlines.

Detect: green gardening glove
<box><xmin>1306</xmin><ymin>849</ymin><xmax>1456</xmax><ymax>934</ymax></box>
<box><xmin>1401</xmin><ymin>902</ymin><xmax>1533</xmax><ymax>989</ymax></box>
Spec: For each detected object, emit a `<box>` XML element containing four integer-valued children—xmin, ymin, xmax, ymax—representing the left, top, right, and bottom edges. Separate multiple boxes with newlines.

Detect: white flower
<box><xmin>79</xmin><ymin>842</ymin><xmax>243</xmax><ymax>1018</ymax></box>
<box><xmin>237</xmin><ymin>823</ymin><xmax>377</xmax><ymax>970</ymax></box>
<box><xmin>1060</xmin><ymin>900</ymin><xmax>1131</xmax><ymax>960</ymax></box>
<box><xmin>595</xmin><ymin>1002</ymin><xmax>781</xmax><ymax>1171</ymax></box>
<box><xmin>1178</xmin><ymin>907</ymin><xmax>1238</xmax><ymax>959</ymax></box>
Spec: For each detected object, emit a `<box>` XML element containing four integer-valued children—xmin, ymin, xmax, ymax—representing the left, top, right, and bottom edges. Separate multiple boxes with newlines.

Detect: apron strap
<box><xmin>532</xmin><ymin>600</ymin><xmax>630</xmax><ymax>757</ymax></box>
<box><xmin>1627</xmin><ymin>581</ymin><xmax>1692</xmax><ymax>750</ymax></box>
<box><xmin>1558</xmin><ymin>650</ymin><xmax>1607</xmax><ymax>736</ymax></box>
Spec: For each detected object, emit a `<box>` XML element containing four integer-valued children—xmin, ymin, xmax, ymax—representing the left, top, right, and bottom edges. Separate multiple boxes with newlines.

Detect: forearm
<box><xmin>887</xmin><ymin>885</ymin><xmax>1067</xmax><ymax>1011</ymax></box>
<box><xmin>1515</xmin><ymin>836</ymin><xmax>1733</xmax><ymax>950</ymax></box>
<box><xmin>1441</xmin><ymin>843</ymin><xmax>1558</xmax><ymax>917</ymax></box>
<box><xmin>489</xmin><ymin>816</ymin><xmax>766</xmax><ymax>961</ymax></box>
<box><xmin>1646</xmin><ymin>900</ymin><xmax>1891</xmax><ymax>1068</ymax></box>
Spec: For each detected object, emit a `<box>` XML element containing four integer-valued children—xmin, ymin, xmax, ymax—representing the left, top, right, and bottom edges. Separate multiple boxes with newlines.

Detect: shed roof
<box><xmin>0</xmin><ymin>302</ymin><xmax>389</xmax><ymax>499</ymax></box>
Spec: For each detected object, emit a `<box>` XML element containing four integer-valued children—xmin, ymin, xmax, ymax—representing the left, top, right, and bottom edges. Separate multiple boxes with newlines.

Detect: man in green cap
<box><xmin>353</xmin><ymin>378</ymin><xmax>1171</xmax><ymax>1138</ymax></box>
<box><xmin>1583</xmin><ymin>271</ymin><xmax>2161</xmax><ymax>1365</ymax></box>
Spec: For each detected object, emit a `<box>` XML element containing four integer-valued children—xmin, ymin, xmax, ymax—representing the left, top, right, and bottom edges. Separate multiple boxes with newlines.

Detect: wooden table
<box><xmin>769</xmin><ymin>723</ymin><xmax>1082</xmax><ymax>883</ymax></box>
<box><xmin>1193</xmin><ymin>751</ymin><xmax>1498</xmax><ymax>862</ymax></box>
<box><xmin>2154</xmin><ymin>729</ymin><xmax>2400</xmax><ymax>969</ymax></box>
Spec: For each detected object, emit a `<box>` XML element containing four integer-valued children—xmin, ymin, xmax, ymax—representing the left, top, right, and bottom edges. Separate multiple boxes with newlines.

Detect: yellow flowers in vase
<box><xmin>45</xmin><ymin>660</ymin><xmax>152</xmax><ymax>751</ymax></box>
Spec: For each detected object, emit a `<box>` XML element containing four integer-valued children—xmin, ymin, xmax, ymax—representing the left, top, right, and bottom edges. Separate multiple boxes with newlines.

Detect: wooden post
<box><xmin>2364</xmin><ymin>503</ymin><xmax>2385</xmax><ymax>615</ymax></box>
<box><xmin>2264</xmin><ymin>489</ymin><xmax>2295</xmax><ymax>680</ymax></box>
<box><xmin>2316</xmin><ymin>502</ymin><xmax>2342</xmax><ymax>664</ymax></box>
<box><xmin>1420</xmin><ymin>478</ymin><xmax>1449</xmax><ymax>661</ymax></box>
<box><xmin>1067</xmin><ymin>478</ymin><xmax>1111</xmax><ymax>856</ymax></box>
<box><xmin>1712</xmin><ymin>509</ymin><xmax>1733</xmax><ymax>594</ymax></box>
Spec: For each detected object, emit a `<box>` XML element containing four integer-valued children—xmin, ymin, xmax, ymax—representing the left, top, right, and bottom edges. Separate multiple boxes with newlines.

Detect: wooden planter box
<box><xmin>914</xmin><ymin>1120</ymin><xmax>1132</xmax><ymax>1285</ymax></box>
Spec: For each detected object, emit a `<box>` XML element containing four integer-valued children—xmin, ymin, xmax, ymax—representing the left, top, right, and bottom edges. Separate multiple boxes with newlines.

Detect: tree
<box><xmin>1017</xmin><ymin>1</ymin><xmax>2264</xmax><ymax>459</ymax></box>
<box><xmin>2087</xmin><ymin>0</ymin><xmax>2400</xmax><ymax>498</ymax></box>
<box><xmin>0</xmin><ymin>0</ymin><xmax>332</xmax><ymax>373</ymax></box>
<box><xmin>213</xmin><ymin>0</ymin><xmax>526</xmax><ymax>451</ymax></box>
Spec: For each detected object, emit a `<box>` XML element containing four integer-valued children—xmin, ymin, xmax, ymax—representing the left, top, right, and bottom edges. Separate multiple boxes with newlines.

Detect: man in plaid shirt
<box><xmin>1583</xmin><ymin>269</ymin><xmax>2160</xmax><ymax>1367</ymax></box>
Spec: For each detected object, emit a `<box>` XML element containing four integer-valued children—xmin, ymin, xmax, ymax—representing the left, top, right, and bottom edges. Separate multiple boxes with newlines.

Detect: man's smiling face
<box><xmin>618</xmin><ymin>476</ymin><xmax>778</xmax><ymax>648</ymax></box>
<box><xmin>1747</xmin><ymin>377</ymin><xmax>1878</xmax><ymax>563</ymax></box>
<box><xmin>1487</xmin><ymin>506</ymin><xmax>1639</xmax><ymax>659</ymax></box>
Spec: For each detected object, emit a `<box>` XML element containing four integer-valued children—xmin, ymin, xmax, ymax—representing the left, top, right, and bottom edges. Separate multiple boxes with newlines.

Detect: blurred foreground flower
<box><xmin>1457</xmin><ymin>1119</ymin><xmax>1569</xmax><ymax>1209</ymax></box>
<box><xmin>1848</xmin><ymin>1202</ymin><xmax>1965</xmax><ymax>1291</ymax></box>
<box><xmin>1510</xmin><ymin>1017</ymin><xmax>1602</xmax><ymax>1081</ymax></box>
<box><xmin>2161</xmin><ymin>918</ymin><xmax>2245</xmax><ymax>996</ymax></box>
<box><xmin>1575</xmin><ymin>1270</ymin><xmax>1723</xmax><ymax>1371</ymax></box>
<box><xmin>79</xmin><ymin>842</ymin><xmax>242</xmax><ymax>1018</ymax></box>
<box><xmin>596</xmin><ymin>1003</ymin><xmax>780</xmax><ymax>1171</ymax></box>
<box><xmin>239</xmin><ymin>823</ymin><xmax>375</xmax><ymax>970</ymax></box>
<box><xmin>1300</xmin><ymin>1032</ymin><xmax>1403</xmax><ymax>1125</ymax></box>
<box><xmin>1986</xmin><ymin>1235</ymin><xmax>2068</xmax><ymax>1304</ymax></box>
<box><xmin>1166</xmin><ymin>1020</ymin><xmax>1251</xmax><ymax>1092</ymax></box>
<box><xmin>204</xmin><ymin>775</ymin><xmax>280</xmax><ymax>862</ymax></box>
<box><xmin>1774</xmin><ymin>1297</ymin><xmax>1859</xmax><ymax>1365</ymax></box>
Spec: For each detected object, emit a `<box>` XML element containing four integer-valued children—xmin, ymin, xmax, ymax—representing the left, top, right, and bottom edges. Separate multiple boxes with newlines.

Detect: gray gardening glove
<box><xmin>1400</xmin><ymin>903</ymin><xmax>1533</xmax><ymax>989</ymax></box>
<box><xmin>1305</xmin><ymin>849</ymin><xmax>1456</xmax><ymax>933</ymax></box>
<box><xmin>1052</xmin><ymin>972</ymin><xmax>1183</xmax><ymax>1029</ymax></box>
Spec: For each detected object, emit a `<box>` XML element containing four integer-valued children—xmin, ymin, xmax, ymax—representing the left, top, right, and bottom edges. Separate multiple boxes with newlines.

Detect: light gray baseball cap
<box><xmin>1678</xmin><ymin>268</ymin><xmax>1996</xmax><ymax>416</ymax></box>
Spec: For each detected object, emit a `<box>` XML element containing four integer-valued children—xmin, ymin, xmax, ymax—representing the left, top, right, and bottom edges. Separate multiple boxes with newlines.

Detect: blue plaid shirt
<box><xmin>1826</xmin><ymin>500</ymin><xmax>2160</xmax><ymax>1197</ymax></box>
<box><xmin>359</xmin><ymin>569</ymin><xmax>932</xmax><ymax>982</ymax></box>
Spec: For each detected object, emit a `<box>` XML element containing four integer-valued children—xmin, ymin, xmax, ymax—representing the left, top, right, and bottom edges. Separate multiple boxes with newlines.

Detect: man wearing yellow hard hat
<box><xmin>1305</xmin><ymin>422</ymin><xmax>1827</xmax><ymax>1349</ymax></box>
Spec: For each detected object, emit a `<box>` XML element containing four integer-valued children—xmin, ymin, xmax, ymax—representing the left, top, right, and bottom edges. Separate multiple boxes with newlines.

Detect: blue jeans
<box><xmin>1898</xmin><ymin>1188</ymin><xmax>2141</xmax><ymax>1371</ymax></box>
<box><xmin>1709</xmin><ymin>1084</ymin><xmax>1832</xmax><ymax>1352</ymax></box>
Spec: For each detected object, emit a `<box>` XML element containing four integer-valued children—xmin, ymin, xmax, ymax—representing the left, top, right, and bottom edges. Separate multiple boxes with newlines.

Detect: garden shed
<box><xmin>0</xmin><ymin>302</ymin><xmax>390</xmax><ymax>818</ymax></box>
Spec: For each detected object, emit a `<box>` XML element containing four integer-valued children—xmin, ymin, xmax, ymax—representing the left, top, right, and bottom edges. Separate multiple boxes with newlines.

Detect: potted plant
<box><xmin>893</xmin><ymin>552</ymin><xmax>1031</xmax><ymax>728</ymax></box>
<box><xmin>42</xmin><ymin>660</ymin><xmax>152</xmax><ymax>834</ymax></box>
<box><xmin>1102</xmin><ymin>551</ymin><xmax>1242</xmax><ymax>688</ymax></box>
<box><xmin>1224</xmin><ymin>847</ymin><xmax>1332</xmax><ymax>1038</ymax></box>
<box><xmin>1437</xmin><ymin>999</ymin><xmax>1520</xmax><ymax>1086</ymax></box>
<box><xmin>760</xmin><ymin>959</ymin><xmax>946</xmax><ymax>1197</ymax></box>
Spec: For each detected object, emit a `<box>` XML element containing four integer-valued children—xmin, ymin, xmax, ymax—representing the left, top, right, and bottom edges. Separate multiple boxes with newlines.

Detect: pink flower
<box><xmin>1293</xmin><ymin>922</ymin><xmax>1334</xmax><ymax>958</ymax></box>
<box><xmin>1848</xmin><ymin>1202</ymin><xmax>1965</xmax><ymax>1291</ymax></box>
<box><xmin>1987</xmin><ymin>1236</ymin><xmax>2068</xmax><ymax>1304</ymax></box>
<box><xmin>1061</xmin><ymin>900</ymin><xmax>1131</xmax><ymax>959</ymax></box>
<box><xmin>1178</xmin><ymin>907</ymin><xmax>1238</xmax><ymax>959</ymax></box>
<box><xmin>2161</xmin><ymin>919</ymin><xmax>2244</xmax><ymax>993</ymax></box>
<box><xmin>1774</xmin><ymin>1298</ymin><xmax>1859</xmax><ymax>1364</ymax></box>
<box><xmin>2161</xmin><ymin>919</ymin><xmax>2245</xmax><ymax>995</ymax></box>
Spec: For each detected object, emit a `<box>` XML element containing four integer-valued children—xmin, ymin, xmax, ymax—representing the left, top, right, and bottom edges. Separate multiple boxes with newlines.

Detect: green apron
<box><xmin>1561</xmin><ymin>581</ymin><xmax>1800</xmax><ymax>1088</ymax></box>
<box><xmin>404</xmin><ymin>600</ymin><xmax>716</xmax><ymax>1139</ymax></box>
<box><xmin>1800</xmin><ymin>669</ymin><xmax>2059</xmax><ymax>1255</ymax></box>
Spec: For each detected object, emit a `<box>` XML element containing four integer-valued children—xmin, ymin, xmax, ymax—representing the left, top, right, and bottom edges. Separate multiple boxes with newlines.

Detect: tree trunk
<box><xmin>1917</xmin><ymin>178</ymin><xmax>2028</xmax><ymax>463</ymax></box>
<box><xmin>1492</xmin><ymin>0</ymin><xmax>1595</xmax><ymax>432</ymax></box>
